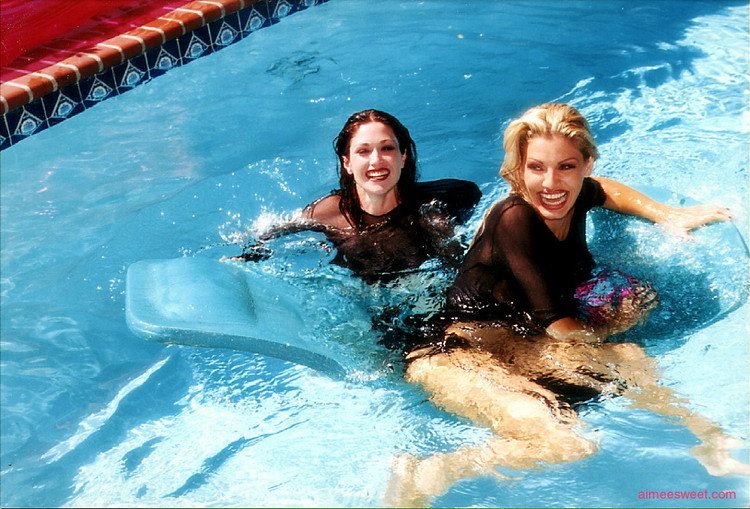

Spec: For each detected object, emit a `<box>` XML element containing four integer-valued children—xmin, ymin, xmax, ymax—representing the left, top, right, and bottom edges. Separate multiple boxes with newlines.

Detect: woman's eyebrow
<box><xmin>526</xmin><ymin>156</ymin><xmax>580</xmax><ymax>163</ymax></box>
<box><xmin>352</xmin><ymin>138</ymin><xmax>397</xmax><ymax>146</ymax></box>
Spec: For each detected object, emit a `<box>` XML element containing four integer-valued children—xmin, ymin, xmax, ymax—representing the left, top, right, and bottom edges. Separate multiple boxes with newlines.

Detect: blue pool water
<box><xmin>1</xmin><ymin>1</ymin><xmax>748</xmax><ymax>507</ymax></box>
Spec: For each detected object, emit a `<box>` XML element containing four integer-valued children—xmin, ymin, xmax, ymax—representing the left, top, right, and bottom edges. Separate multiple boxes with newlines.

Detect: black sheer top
<box><xmin>447</xmin><ymin>177</ymin><xmax>606</xmax><ymax>328</ymax></box>
<box><xmin>307</xmin><ymin>179</ymin><xmax>482</xmax><ymax>279</ymax></box>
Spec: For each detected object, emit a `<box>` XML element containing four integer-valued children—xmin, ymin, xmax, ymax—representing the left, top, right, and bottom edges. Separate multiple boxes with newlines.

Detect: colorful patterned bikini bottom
<box><xmin>574</xmin><ymin>270</ymin><xmax>653</xmax><ymax>328</ymax></box>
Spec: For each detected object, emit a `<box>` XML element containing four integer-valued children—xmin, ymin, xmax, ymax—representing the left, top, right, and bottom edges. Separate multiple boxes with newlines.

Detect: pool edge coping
<box><xmin>0</xmin><ymin>0</ymin><xmax>331</xmax><ymax>151</ymax></box>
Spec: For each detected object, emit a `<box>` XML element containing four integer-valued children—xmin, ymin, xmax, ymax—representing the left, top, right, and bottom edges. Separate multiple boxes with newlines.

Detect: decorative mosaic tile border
<box><xmin>0</xmin><ymin>0</ymin><xmax>330</xmax><ymax>151</ymax></box>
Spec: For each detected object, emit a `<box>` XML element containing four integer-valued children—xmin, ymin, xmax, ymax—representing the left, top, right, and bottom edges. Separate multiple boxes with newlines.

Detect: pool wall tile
<box><xmin>3</xmin><ymin>107</ymin><xmax>23</xmax><ymax>143</ymax></box>
<box><xmin>0</xmin><ymin>114</ymin><xmax>10</xmax><ymax>150</ymax></box>
<box><xmin>238</xmin><ymin>4</ymin><xmax>271</xmax><ymax>33</ymax></box>
<box><xmin>0</xmin><ymin>0</ymin><xmax>332</xmax><ymax>150</ymax></box>
<box><xmin>7</xmin><ymin>101</ymin><xmax>48</xmax><ymax>146</ymax></box>
<box><xmin>81</xmin><ymin>69</ymin><xmax>120</xmax><ymax>108</ymax></box>
<box><xmin>144</xmin><ymin>39</ymin><xmax>183</xmax><ymax>78</ymax></box>
<box><xmin>43</xmin><ymin>86</ymin><xmax>86</xmax><ymax>128</ymax></box>
<box><xmin>53</xmin><ymin>55</ymin><xmax>103</xmax><ymax>85</ymax></box>
<box><xmin>114</xmin><ymin>55</ymin><xmax>150</xmax><ymax>91</ymax></box>
<box><xmin>183</xmin><ymin>27</ymin><xmax>214</xmax><ymax>61</ymax></box>
<box><xmin>213</xmin><ymin>15</ymin><xmax>243</xmax><ymax>47</ymax></box>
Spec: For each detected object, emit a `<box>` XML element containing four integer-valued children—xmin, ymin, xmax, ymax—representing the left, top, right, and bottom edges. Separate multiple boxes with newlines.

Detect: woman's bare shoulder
<box><xmin>304</xmin><ymin>194</ymin><xmax>351</xmax><ymax>229</ymax></box>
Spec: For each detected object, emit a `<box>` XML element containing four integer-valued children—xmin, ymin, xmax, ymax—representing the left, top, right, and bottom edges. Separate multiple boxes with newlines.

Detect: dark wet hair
<box><xmin>332</xmin><ymin>109</ymin><xmax>418</xmax><ymax>230</ymax></box>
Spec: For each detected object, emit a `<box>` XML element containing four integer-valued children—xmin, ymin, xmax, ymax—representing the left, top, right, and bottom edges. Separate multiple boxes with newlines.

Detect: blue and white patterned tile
<box><xmin>0</xmin><ymin>113</ymin><xmax>13</xmax><ymax>150</ymax></box>
<box><xmin>42</xmin><ymin>84</ymin><xmax>85</xmax><ymax>127</ymax></box>
<box><xmin>265</xmin><ymin>0</ymin><xmax>297</xmax><ymax>24</ymax></box>
<box><xmin>8</xmin><ymin>101</ymin><xmax>48</xmax><ymax>145</ymax></box>
<box><xmin>181</xmin><ymin>26</ymin><xmax>214</xmax><ymax>62</ymax></box>
<box><xmin>80</xmin><ymin>69</ymin><xmax>119</xmax><ymax>109</ymax></box>
<box><xmin>3</xmin><ymin>108</ymin><xmax>23</xmax><ymax>144</ymax></box>
<box><xmin>145</xmin><ymin>39</ymin><xmax>182</xmax><ymax>79</ymax></box>
<box><xmin>113</xmin><ymin>54</ymin><xmax>149</xmax><ymax>92</ymax></box>
<box><xmin>210</xmin><ymin>12</ymin><xmax>242</xmax><ymax>48</ymax></box>
<box><xmin>238</xmin><ymin>3</ymin><xmax>270</xmax><ymax>34</ymax></box>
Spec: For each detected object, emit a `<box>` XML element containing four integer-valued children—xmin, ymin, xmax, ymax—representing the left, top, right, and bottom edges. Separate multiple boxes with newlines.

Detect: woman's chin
<box><xmin>535</xmin><ymin>205</ymin><xmax>572</xmax><ymax>222</ymax></box>
<box><xmin>360</xmin><ymin>181</ymin><xmax>398</xmax><ymax>197</ymax></box>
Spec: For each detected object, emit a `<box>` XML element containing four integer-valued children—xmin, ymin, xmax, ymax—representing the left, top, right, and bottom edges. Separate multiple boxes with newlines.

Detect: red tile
<box><xmin>179</xmin><ymin>1</ymin><xmax>224</xmax><ymax>24</ymax></box>
<box><xmin>214</xmin><ymin>0</ymin><xmax>244</xmax><ymax>16</ymax></box>
<box><xmin>1</xmin><ymin>0</ymin><xmax>273</xmax><ymax>115</ymax></box>
<box><xmin>12</xmin><ymin>46</ymin><xmax>62</xmax><ymax>64</ymax></box>
<box><xmin>88</xmin><ymin>44</ymin><xmax>127</xmax><ymax>68</ymax></box>
<box><xmin>145</xmin><ymin>17</ymin><xmax>187</xmax><ymax>39</ymax></box>
<box><xmin>0</xmin><ymin>82</ymin><xmax>33</xmax><ymax>113</ymax></box>
<box><xmin>60</xmin><ymin>28</ymin><xmax>112</xmax><ymax>45</ymax></box>
<box><xmin>101</xmin><ymin>35</ymin><xmax>147</xmax><ymax>60</ymax></box>
<box><xmin>42</xmin><ymin>64</ymin><xmax>81</xmax><ymax>89</ymax></box>
<box><xmin>160</xmin><ymin>10</ymin><xmax>205</xmax><ymax>32</ymax></box>
<box><xmin>11</xmin><ymin>74</ymin><xmax>55</xmax><ymax>101</ymax></box>
<box><xmin>57</xmin><ymin>54</ymin><xmax>105</xmax><ymax>82</ymax></box>
<box><xmin>123</xmin><ymin>26</ymin><xmax>168</xmax><ymax>50</ymax></box>
<box><xmin>0</xmin><ymin>68</ymin><xmax>30</xmax><ymax>82</ymax></box>
<box><xmin>0</xmin><ymin>57</ymin><xmax>51</xmax><ymax>78</ymax></box>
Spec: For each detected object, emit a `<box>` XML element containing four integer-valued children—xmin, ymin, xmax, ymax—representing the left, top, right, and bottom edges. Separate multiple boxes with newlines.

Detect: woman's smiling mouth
<box><xmin>540</xmin><ymin>190</ymin><xmax>569</xmax><ymax>209</ymax></box>
<box><xmin>367</xmin><ymin>169</ymin><xmax>390</xmax><ymax>180</ymax></box>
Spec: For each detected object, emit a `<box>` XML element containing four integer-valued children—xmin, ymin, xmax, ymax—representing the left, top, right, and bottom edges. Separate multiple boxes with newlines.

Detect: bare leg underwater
<box><xmin>384</xmin><ymin>322</ymin><xmax>749</xmax><ymax>508</ymax></box>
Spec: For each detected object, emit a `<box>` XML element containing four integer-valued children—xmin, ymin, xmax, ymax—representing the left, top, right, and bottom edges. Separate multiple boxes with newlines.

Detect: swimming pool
<box><xmin>1</xmin><ymin>1</ymin><xmax>748</xmax><ymax>507</ymax></box>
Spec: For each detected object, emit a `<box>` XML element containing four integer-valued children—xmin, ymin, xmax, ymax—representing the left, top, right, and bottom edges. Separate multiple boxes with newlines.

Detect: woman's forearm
<box><xmin>595</xmin><ymin>177</ymin><xmax>671</xmax><ymax>222</ymax></box>
<box><xmin>594</xmin><ymin>176</ymin><xmax>732</xmax><ymax>234</ymax></box>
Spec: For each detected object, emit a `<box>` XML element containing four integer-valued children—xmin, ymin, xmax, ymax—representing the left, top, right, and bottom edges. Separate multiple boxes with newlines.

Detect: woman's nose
<box><xmin>542</xmin><ymin>168</ymin><xmax>557</xmax><ymax>188</ymax></box>
<box><xmin>369</xmin><ymin>149</ymin><xmax>382</xmax><ymax>165</ymax></box>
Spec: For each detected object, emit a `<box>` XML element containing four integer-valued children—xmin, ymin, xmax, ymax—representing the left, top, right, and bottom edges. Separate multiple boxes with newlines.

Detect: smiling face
<box><xmin>523</xmin><ymin>134</ymin><xmax>593</xmax><ymax>235</ymax></box>
<box><xmin>342</xmin><ymin>121</ymin><xmax>406</xmax><ymax>212</ymax></box>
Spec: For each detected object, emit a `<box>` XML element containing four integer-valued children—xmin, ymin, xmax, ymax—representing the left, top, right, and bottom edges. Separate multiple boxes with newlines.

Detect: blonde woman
<box><xmin>387</xmin><ymin>103</ymin><xmax>746</xmax><ymax>507</ymax></box>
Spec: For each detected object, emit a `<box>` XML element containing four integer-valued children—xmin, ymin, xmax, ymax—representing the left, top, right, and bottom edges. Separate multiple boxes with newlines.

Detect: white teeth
<box><xmin>541</xmin><ymin>191</ymin><xmax>566</xmax><ymax>200</ymax></box>
<box><xmin>368</xmin><ymin>170</ymin><xmax>389</xmax><ymax>178</ymax></box>
<box><xmin>541</xmin><ymin>191</ymin><xmax>566</xmax><ymax>201</ymax></box>
<box><xmin>540</xmin><ymin>191</ymin><xmax>567</xmax><ymax>206</ymax></box>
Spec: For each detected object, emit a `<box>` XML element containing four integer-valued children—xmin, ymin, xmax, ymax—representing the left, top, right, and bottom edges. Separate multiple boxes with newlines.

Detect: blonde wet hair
<box><xmin>500</xmin><ymin>103</ymin><xmax>598</xmax><ymax>200</ymax></box>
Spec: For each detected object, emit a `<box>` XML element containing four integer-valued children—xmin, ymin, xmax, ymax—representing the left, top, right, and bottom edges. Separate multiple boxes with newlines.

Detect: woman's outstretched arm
<box><xmin>224</xmin><ymin>204</ymin><xmax>331</xmax><ymax>262</ymax></box>
<box><xmin>594</xmin><ymin>176</ymin><xmax>732</xmax><ymax>236</ymax></box>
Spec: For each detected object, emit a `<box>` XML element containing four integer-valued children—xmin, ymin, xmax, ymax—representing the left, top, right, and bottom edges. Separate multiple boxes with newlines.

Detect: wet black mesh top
<box><xmin>309</xmin><ymin>179</ymin><xmax>482</xmax><ymax>279</ymax></box>
<box><xmin>447</xmin><ymin>177</ymin><xmax>606</xmax><ymax>328</ymax></box>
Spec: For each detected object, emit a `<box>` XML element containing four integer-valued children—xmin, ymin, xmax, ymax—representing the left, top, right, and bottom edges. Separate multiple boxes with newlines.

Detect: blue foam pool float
<box><xmin>126</xmin><ymin>257</ymin><xmax>356</xmax><ymax>377</ymax></box>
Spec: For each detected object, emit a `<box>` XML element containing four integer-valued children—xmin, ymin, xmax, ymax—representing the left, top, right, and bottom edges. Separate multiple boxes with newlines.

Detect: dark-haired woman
<box><xmin>235</xmin><ymin>109</ymin><xmax>482</xmax><ymax>280</ymax></box>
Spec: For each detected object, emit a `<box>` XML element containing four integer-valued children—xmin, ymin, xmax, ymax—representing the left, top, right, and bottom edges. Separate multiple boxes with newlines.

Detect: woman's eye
<box><xmin>561</xmin><ymin>164</ymin><xmax>576</xmax><ymax>170</ymax></box>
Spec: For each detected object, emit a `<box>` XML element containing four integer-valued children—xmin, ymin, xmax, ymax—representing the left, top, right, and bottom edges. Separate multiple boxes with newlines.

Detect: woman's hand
<box><xmin>595</xmin><ymin>283</ymin><xmax>658</xmax><ymax>336</ymax></box>
<box><xmin>220</xmin><ymin>244</ymin><xmax>273</xmax><ymax>263</ymax></box>
<box><xmin>658</xmin><ymin>204</ymin><xmax>733</xmax><ymax>237</ymax></box>
<box><xmin>546</xmin><ymin>280</ymin><xmax>657</xmax><ymax>341</ymax></box>
<box><xmin>545</xmin><ymin>318</ymin><xmax>600</xmax><ymax>343</ymax></box>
